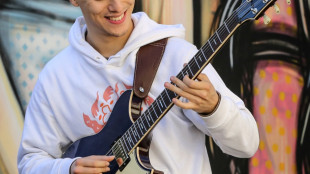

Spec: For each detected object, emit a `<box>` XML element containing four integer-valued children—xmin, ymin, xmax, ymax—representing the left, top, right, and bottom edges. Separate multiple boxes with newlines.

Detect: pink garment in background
<box><xmin>249</xmin><ymin>60</ymin><xmax>303</xmax><ymax>173</ymax></box>
<box><xmin>249</xmin><ymin>1</ymin><xmax>302</xmax><ymax>173</ymax></box>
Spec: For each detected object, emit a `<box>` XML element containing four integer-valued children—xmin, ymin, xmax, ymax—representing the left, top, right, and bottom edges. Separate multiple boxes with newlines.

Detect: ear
<box><xmin>69</xmin><ymin>0</ymin><xmax>79</xmax><ymax>7</ymax></box>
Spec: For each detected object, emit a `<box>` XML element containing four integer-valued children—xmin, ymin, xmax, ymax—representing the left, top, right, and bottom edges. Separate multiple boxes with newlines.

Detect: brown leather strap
<box><xmin>131</xmin><ymin>38</ymin><xmax>168</xmax><ymax>120</ymax></box>
<box><xmin>133</xmin><ymin>38</ymin><xmax>168</xmax><ymax>98</ymax></box>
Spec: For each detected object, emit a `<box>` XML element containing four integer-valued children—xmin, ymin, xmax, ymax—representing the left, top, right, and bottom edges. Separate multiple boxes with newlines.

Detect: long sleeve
<box><xmin>17</xmin><ymin>78</ymin><xmax>76</xmax><ymax>174</ymax></box>
<box><xmin>183</xmin><ymin>64</ymin><xmax>259</xmax><ymax>158</ymax></box>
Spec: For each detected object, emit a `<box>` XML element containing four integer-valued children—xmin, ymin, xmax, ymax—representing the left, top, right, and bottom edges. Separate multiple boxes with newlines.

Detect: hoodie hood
<box><xmin>68</xmin><ymin>12</ymin><xmax>185</xmax><ymax>63</ymax></box>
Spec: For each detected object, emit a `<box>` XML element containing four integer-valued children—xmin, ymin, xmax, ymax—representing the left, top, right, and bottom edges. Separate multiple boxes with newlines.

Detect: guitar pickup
<box><xmin>112</xmin><ymin>140</ymin><xmax>131</xmax><ymax>171</ymax></box>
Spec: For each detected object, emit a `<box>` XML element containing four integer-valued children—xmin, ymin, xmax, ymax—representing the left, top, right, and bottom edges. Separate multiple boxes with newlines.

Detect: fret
<box><xmin>132</xmin><ymin>126</ymin><xmax>140</xmax><ymax>142</ymax></box>
<box><xmin>164</xmin><ymin>89</ymin><xmax>172</xmax><ymax>102</ymax></box>
<box><xmin>216</xmin><ymin>31</ymin><xmax>222</xmax><ymax>43</ymax></box>
<box><xmin>126</xmin><ymin>132</ymin><xmax>134</xmax><ymax>148</ymax></box>
<box><xmin>138</xmin><ymin>119</ymin><xmax>147</xmax><ymax>133</ymax></box>
<box><xmin>170</xmin><ymin>89</ymin><xmax>177</xmax><ymax>98</ymax></box>
<box><xmin>194</xmin><ymin>56</ymin><xmax>200</xmax><ymax>69</ymax></box>
<box><xmin>129</xmin><ymin>127</ymin><xmax>138</xmax><ymax>144</ymax></box>
<box><xmin>146</xmin><ymin>110</ymin><xmax>154</xmax><ymax>123</ymax></box>
<box><xmin>173</xmin><ymin>90</ymin><xmax>177</xmax><ymax>97</ymax></box>
<box><xmin>119</xmin><ymin>139</ymin><xmax>128</xmax><ymax>154</ymax></box>
<box><xmin>121</xmin><ymin>136</ymin><xmax>130</xmax><ymax>152</ymax></box>
<box><xmin>160</xmin><ymin>94</ymin><xmax>167</xmax><ymax>108</ymax></box>
<box><xmin>218</xmin><ymin>26</ymin><xmax>230</xmax><ymax>43</ymax></box>
<box><xmin>210</xmin><ymin>35</ymin><xmax>221</xmax><ymax>51</ymax></box>
<box><xmin>187</xmin><ymin>65</ymin><xmax>194</xmax><ymax>77</ymax></box>
<box><xmin>134</xmin><ymin>120</ymin><xmax>143</xmax><ymax>137</ymax></box>
<box><xmin>152</xmin><ymin>105</ymin><xmax>159</xmax><ymax>118</ymax></box>
<box><xmin>143</xmin><ymin>119</ymin><xmax>150</xmax><ymax>130</ymax></box>
<box><xmin>201</xmin><ymin>50</ymin><xmax>208</xmax><ymax>61</ymax></box>
<box><xmin>143</xmin><ymin>112</ymin><xmax>151</xmax><ymax>128</ymax></box>
<box><xmin>181</xmin><ymin>70</ymin><xmax>185</xmax><ymax>78</ymax></box>
<box><xmin>149</xmin><ymin>106</ymin><xmax>158</xmax><ymax>122</ymax></box>
<box><xmin>199</xmin><ymin>55</ymin><xmax>202</xmax><ymax>62</ymax></box>
<box><xmin>226</xmin><ymin>13</ymin><xmax>238</xmax><ymax>31</ymax></box>
<box><xmin>224</xmin><ymin>22</ymin><xmax>231</xmax><ymax>33</ymax></box>
<box><xmin>156</xmin><ymin>100</ymin><xmax>163</xmax><ymax>113</ymax></box>
<box><xmin>189</xmin><ymin>59</ymin><xmax>200</xmax><ymax>75</ymax></box>
<box><xmin>208</xmin><ymin>40</ymin><xmax>214</xmax><ymax>52</ymax></box>
<box><xmin>213</xmin><ymin>38</ymin><xmax>217</xmax><ymax>45</ymax></box>
<box><xmin>158</xmin><ymin>98</ymin><xmax>164</xmax><ymax>108</ymax></box>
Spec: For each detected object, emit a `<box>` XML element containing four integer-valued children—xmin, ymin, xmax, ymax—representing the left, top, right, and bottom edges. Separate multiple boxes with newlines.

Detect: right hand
<box><xmin>70</xmin><ymin>155</ymin><xmax>115</xmax><ymax>174</ymax></box>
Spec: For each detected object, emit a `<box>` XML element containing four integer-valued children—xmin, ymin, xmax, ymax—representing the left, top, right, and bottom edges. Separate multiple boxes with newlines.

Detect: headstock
<box><xmin>237</xmin><ymin>0</ymin><xmax>291</xmax><ymax>25</ymax></box>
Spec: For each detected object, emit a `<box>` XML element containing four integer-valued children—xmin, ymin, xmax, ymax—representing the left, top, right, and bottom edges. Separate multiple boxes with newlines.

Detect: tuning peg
<box><xmin>287</xmin><ymin>0</ymin><xmax>291</xmax><ymax>5</ymax></box>
<box><xmin>274</xmin><ymin>4</ymin><xmax>280</xmax><ymax>14</ymax></box>
<box><xmin>263</xmin><ymin>14</ymin><xmax>271</xmax><ymax>25</ymax></box>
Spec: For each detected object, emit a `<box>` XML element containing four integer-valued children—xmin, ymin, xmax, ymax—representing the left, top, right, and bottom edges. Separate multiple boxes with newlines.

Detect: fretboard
<box><xmin>110</xmin><ymin>11</ymin><xmax>240</xmax><ymax>156</ymax></box>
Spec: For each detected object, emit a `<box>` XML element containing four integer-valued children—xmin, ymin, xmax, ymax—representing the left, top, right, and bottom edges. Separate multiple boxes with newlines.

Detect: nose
<box><xmin>108</xmin><ymin>0</ymin><xmax>123</xmax><ymax>12</ymax></box>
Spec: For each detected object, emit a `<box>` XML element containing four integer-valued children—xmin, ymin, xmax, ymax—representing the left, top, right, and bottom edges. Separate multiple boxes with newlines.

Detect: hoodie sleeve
<box><xmin>17</xmin><ymin>77</ymin><xmax>76</xmax><ymax>174</ymax></box>
<box><xmin>182</xmin><ymin>62</ymin><xmax>259</xmax><ymax>158</ymax></box>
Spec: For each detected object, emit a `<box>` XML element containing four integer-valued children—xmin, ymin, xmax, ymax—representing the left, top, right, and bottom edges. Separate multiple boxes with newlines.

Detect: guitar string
<box><xmin>104</xmin><ymin>1</ymin><xmax>258</xmax><ymax>158</ymax></box>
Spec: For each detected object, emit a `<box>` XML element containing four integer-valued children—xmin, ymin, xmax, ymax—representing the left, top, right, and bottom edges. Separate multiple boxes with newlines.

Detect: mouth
<box><xmin>105</xmin><ymin>11</ymin><xmax>127</xmax><ymax>24</ymax></box>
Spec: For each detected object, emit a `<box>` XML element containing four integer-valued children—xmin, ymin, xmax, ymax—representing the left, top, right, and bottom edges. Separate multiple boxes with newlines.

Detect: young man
<box><xmin>18</xmin><ymin>0</ymin><xmax>259</xmax><ymax>173</ymax></box>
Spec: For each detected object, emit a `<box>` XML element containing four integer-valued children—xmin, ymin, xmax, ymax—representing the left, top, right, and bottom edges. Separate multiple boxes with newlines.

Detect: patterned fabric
<box><xmin>250</xmin><ymin>60</ymin><xmax>302</xmax><ymax>173</ymax></box>
<box><xmin>249</xmin><ymin>1</ymin><xmax>301</xmax><ymax>174</ymax></box>
<box><xmin>0</xmin><ymin>6</ymin><xmax>81</xmax><ymax>111</ymax></box>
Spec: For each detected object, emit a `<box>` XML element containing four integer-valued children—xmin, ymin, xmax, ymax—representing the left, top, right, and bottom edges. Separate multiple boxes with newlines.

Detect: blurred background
<box><xmin>0</xmin><ymin>0</ymin><xmax>309</xmax><ymax>173</ymax></box>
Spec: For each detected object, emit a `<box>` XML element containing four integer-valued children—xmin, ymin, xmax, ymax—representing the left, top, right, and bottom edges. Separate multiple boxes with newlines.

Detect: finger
<box><xmin>89</xmin><ymin>155</ymin><xmax>115</xmax><ymax>162</ymax></box>
<box><xmin>182</xmin><ymin>75</ymin><xmax>210</xmax><ymax>90</ymax></box>
<box><xmin>116</xmin><ymin>158</ymin><xmax>124</xmax><ymax>166</ymax></box>
<box><xmin>170</xmin><ymin>76</ymin><xmax>205</xmax><ymax>97</ymax></box>
<box><xmin>75</xmin><ymin>156</ymin><xmax>113</xmax><ymax>168</ymax></box>
<box><xmin>196</xmin><ymin>73</ymin><xmax>209</xmax><ymax>82</ymax></box>
<box><xmin>172</xmin><ymin>98</ymin><xmax>198</xmax><ymax>110</ymax></box>
<box><xmin>72</xmin><ymin>165</ymin><xmax>110</xmax><ymax>174</ymax></box>
<box><xmin>164</xmin><ymin>81</ymin><xmax>203</xmax><ymax>105</ymax></box>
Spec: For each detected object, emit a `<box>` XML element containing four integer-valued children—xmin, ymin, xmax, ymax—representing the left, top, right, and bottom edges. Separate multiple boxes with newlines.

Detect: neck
<box><xmin>86</xmin><ymin>21</ymin><xmax>134</xmax><ymax>59</ymax></box>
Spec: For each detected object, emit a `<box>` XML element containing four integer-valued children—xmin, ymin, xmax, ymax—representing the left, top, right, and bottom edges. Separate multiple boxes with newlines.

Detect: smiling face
<box><xmin>71</xmin><ymin>0</ymin><xmax>135</xmax><ymax>39</ymax></box>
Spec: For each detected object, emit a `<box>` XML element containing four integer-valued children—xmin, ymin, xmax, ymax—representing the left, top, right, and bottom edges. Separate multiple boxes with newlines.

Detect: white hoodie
<box><xmin>18</xmin><ymin>12</ymin><xmax>259</xmax><ymax>174</ymax></box>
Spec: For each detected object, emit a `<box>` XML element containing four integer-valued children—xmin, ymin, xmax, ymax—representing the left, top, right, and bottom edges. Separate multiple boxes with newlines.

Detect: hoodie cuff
<box><xmin>60</xmin><ymin>157</ymin><xmax>80</xmax><ymax>174</ymax></box>
<box><xmin>201</xmin><ymin>94</ymin><xmax>232</xmax><ymax>129</ymax></box>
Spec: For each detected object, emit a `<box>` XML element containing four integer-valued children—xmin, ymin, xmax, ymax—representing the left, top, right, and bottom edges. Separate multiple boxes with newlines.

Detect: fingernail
<box><xmin>164</xmin><ymin>82</ymin><xmax>169</xmax><ymax>87</ymax></box>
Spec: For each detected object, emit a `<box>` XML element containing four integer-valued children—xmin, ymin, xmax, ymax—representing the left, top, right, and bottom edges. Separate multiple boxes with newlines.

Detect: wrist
<box><xmin>199</xmin><ymin>91</ymin><xmax>221</xmax><ymax>117</ymax></box>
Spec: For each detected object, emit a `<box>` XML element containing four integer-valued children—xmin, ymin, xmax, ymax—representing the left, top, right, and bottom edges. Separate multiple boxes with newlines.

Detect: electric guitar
<box><xmin>63</xmin><ymin>0</ymin><xmax>284</xmax><ymax>173</ymax></box>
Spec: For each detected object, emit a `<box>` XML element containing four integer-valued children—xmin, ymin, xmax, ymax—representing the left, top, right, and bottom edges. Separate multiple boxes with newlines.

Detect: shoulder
<box><xmin>38</xmin><ymin>46</ymin><xmax>77</xmax><ymax>81</ymax></box>
<box><xmin>165</xmin><ymin>37</ymin><xmax>198</xmax><ymax>61</ymax></box>
<box><xmin>167</xmin><ymin>37</ymin><xmax>197</xmax><ymax>49</ymax></box>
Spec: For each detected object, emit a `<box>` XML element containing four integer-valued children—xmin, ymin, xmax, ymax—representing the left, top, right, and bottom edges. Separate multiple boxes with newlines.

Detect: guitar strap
<box><xmin>131</xmin><ymin>38</ymin><xmax>168</xmax><ymax>121</ymax></box>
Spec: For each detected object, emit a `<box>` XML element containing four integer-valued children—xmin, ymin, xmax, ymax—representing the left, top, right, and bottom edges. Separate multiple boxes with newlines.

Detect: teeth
<box><xmin>109</xmin><ymin>13</ymin><xmax>124</xmax><ymax>21</ymax></box>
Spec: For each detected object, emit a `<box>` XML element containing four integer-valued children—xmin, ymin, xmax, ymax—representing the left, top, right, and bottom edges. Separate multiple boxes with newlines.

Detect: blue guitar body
<box><xmin>63</xmin><ymin>90</ymin><xmax>161</xmax><ymax>174</ymax></box>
